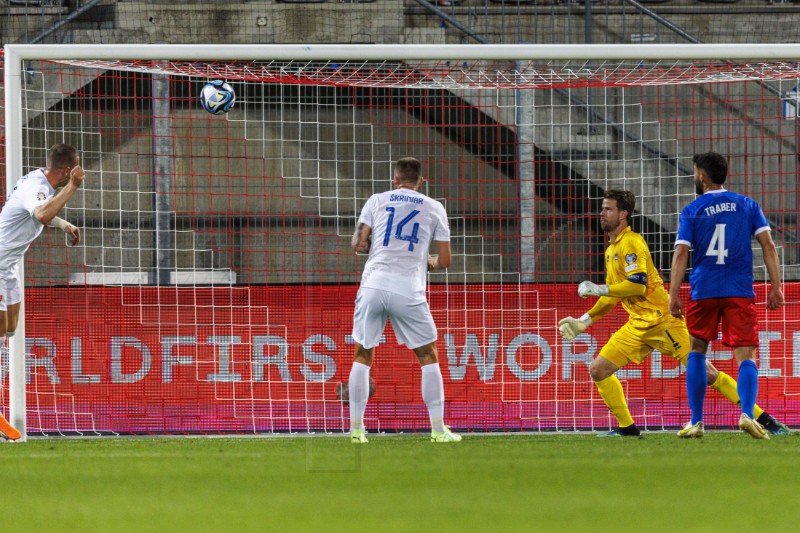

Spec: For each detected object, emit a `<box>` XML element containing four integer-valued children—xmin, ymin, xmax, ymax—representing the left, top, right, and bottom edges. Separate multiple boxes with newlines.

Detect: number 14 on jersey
<box><xmin>383</xmin><ymin>207</ymin><xmax>420</xmax><ymax>251</ymax></box>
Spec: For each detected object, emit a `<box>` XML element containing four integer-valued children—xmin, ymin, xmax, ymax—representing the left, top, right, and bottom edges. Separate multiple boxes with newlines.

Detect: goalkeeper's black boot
<box><xmin>597</xmin><ymin>424</ymin><xmax>641</xmax><ymax>438</ymax></box>
<box><xmin>757</xmin><ymin>412</ymin><xmax>790</xmax><ymax>436</ymax></box>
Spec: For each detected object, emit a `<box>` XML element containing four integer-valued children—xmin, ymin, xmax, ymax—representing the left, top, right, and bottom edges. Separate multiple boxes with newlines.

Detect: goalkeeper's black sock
<box><xmin>756</xmin><ymin>412</ymin><xmax>774</xmax><ymax>426</ymax></box>
<box><xmin>619</xmin><ymin>424</ymin><xmax>641</xmax><ymax>436</ymax></box>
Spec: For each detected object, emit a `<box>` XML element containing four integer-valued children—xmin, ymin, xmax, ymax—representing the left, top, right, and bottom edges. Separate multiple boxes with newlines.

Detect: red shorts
<box><xmin>686</xmin><ymin>297</ymin><xmax>758</xmax><ymax>347</ymax></box>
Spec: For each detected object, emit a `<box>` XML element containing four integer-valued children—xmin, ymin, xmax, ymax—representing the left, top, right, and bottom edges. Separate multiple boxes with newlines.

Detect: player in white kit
<box><xmin>348</xmin><ymin>157</ymin><xmax>460</xmax><ymax>443</ymax></box>
<box><xmin>0</xmin><ymin>144</ymin><xmax>84</xmax><ymax>440</ymax></box>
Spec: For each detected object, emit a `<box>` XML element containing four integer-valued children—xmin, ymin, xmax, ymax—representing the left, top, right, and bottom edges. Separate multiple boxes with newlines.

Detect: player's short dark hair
<box><xmin>48</xmin><ymin>144</ymin><xmax>78</xmax><ymax>170</ymax></box>
<box><xmin>693</xmin><ymin>152</ymin><xmax>728</xmax><ymax>184</ymax></box>
<box><xmin>395</xmin><ymin>157</ymin><xmax>422</xmax><ymax>184</ymax></box>
<box><xmin>604</xmin><ymin>189</ymin><xmax>636</xmax><ymax>216</ymax></box>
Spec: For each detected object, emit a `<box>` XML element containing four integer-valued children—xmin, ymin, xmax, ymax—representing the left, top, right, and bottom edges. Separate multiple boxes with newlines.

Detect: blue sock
<box><xmin>686</xmin><ymin>351</ymin><xmax>707</xmax><ymax>425</ymax></box>
<box><xmin>737</xmin><ymin>360</ymin><xmax>758</xmax><ymax>419</ymax></box>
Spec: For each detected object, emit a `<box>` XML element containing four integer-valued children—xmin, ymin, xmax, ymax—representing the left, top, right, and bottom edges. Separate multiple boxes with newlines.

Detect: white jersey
<box><xmin>0</xmin><ymin>169</ymin><xmax>54</xmax><ymax>268</ymax></box>
<box><xmin>358</xmin><ymin>188</ymin><xmax>450</xmax><ymax>299</ymax></box>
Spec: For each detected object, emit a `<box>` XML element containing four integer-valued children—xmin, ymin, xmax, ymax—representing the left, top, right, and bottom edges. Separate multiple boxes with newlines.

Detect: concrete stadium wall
<box><xmin>24</xmin><ymin>104</ymin><xmax>526</xmax><ymax>285</ymax></box>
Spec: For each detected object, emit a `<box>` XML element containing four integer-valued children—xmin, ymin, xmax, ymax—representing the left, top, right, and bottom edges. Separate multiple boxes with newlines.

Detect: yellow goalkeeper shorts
<box><xmin>599</xmin><ymin>315</ymin><xmax>690</xmax><ymax>368</ymax></box>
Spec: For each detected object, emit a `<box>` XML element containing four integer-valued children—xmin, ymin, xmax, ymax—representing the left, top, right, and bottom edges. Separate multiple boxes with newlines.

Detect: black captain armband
<box><xmin>627</xmin><ymin>273</ymin><xmax>647</xmax><ymax>285</ymax></box>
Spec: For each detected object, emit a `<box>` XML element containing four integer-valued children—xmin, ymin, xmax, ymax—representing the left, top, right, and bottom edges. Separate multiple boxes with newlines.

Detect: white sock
<box><xmin>1</xmin><ymin>331</ymin><xmax>12</xmax><ymax>352</ymax></box>
<box><xmin>422</xmin><ymin>363</ymin><xmax>445</xmax><ymax>432</ymax></box>
<box><xmin>348</xmin><ymin>362</ymin><xmax>370</xmax><ymax>431</ymax></box>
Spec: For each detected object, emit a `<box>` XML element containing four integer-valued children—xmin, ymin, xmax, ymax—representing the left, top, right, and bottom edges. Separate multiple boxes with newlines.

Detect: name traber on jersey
<box><xmin>703</xmin><ymin>202</ymin><xmax>737</xmax><ymax>216</ymax></box>
<box><xmin>357</xmin><ymin>188</ymin><xmax>450</xmax><ymax>300</ymax></box>
<box><xmin>675</xmin><ymin>189</ymin><xmax>770</xmax><ymax>300</ymax></box>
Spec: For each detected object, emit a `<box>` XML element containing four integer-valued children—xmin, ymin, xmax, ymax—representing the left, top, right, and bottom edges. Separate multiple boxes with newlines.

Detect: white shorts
<box><xmin>351</xmin><ymin>287</ymin><xmax>437</xmax><ymax>350</ymax></box>
<box><xmin>0</xmin><ymin>265</ymin><xmax>21</xmax><ymax>312</ymax></box>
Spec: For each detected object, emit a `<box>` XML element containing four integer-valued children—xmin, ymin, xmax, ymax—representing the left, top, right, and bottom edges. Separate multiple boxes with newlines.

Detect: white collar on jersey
<box><xmin>703</xmin><ymin>188</ymin><xmax>727</xmax><ymax>195</ymax></box>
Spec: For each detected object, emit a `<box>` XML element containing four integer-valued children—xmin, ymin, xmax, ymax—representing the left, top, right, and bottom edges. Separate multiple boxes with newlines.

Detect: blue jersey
<box><xmin>675</xmin><ymin>189</ymin><xmax>770</xmax><ymax>300</ymax></box>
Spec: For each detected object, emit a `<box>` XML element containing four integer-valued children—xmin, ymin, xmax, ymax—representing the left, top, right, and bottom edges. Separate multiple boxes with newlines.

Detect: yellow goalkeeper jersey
<box><xmin>605</xmin><ymin>226</ymin><xmax>669</xmax><ymax>328</ymax></box>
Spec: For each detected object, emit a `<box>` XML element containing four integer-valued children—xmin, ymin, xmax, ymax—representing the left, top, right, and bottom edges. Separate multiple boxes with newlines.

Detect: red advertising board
<box><xmin>13</xmin><ymin>284</ymin><xmax>799</xmax><ymax>434</ymax></box>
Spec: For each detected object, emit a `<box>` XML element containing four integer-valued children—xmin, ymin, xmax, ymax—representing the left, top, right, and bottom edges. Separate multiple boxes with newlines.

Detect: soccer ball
<box><xmin>199</xmin><ymin>80</ymin><xmax>235</xmax><ymax>115</ymax></box>
<box><xmin>335</xmin><ymin>377</ymin><xmax>377</xmax><ymax>404</ymax></box>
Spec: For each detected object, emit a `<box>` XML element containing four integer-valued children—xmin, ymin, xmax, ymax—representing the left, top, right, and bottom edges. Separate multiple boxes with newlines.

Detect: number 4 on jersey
<box><xmin>706</xmin><ymin>223</ymin><xmax>728</xmax><ymax>265</ymax></box>
<box><xmin>383</xmin><ymin>207</ymin><xmax>420</xmax><ymax>251</ymax></box>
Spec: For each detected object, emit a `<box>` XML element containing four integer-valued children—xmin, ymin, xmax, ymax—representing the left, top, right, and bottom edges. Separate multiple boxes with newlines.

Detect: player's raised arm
<box><xmin>577</xmin><ymin>279</ymin><xmax>645</xmax><ymax>299</ymax></box>
<box><xmin>755</xmin><ymin>230</ymin><xmax>784</xmax><ymax>310</ymax></box>
<box><xmin>34</xmin><ymin>165</ymin><xmax>85</xmax><ymax>226</ymax></box>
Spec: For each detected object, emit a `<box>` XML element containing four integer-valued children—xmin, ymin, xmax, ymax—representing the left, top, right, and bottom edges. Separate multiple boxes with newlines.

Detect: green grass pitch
<box><xmin>1</xmin><ymin>432</ymin><xmax>798</xmax><ymax>532</ymax></box>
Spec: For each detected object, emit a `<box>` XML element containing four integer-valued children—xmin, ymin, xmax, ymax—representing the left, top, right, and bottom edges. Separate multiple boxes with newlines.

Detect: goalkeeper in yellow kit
<box><xmin>558</xmin><ymin>190</ymin><xmax>788</xmax><ymax>436</ymax></box>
